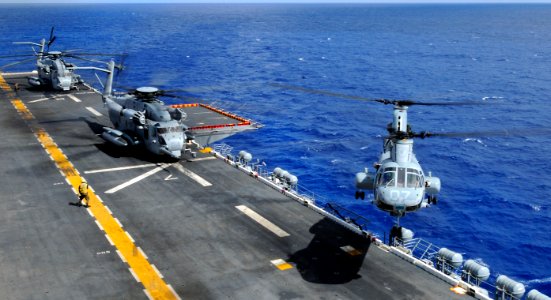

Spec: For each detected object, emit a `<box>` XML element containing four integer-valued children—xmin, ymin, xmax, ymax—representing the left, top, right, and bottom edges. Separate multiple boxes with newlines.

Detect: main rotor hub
<box><xmin>136</xmin><ymin>87</ymin><xmax>159</xmax><ymax>94</ymax></box>
<box><xmin>47</xmin><ymin>51</ymin><xmax>62</xmax><ymax>56</ymax></box>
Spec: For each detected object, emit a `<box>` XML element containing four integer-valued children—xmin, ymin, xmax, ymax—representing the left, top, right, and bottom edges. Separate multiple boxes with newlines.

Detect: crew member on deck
<box><xmin>78</xmin><ymin>178</ymin><xmax>90</xmax><ymax>207</ymax></box>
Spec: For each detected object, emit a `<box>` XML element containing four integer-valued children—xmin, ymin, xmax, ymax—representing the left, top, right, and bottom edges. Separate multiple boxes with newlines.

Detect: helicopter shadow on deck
<box><xmin>83</xmin><ymin>119</ymin><xmax>178</xmax><ymax>164</ymax></box>
<box><xmin>287</xmin><ymin>218</ymin><xmax>371</xmax><ymax>284</ymax></box>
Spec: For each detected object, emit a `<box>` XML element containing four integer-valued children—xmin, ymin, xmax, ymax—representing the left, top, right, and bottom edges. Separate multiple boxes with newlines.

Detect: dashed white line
<box><xmin>190</xmin><ymin>156</ymin><xmax>216</xmax><ymax>162</ymax></box>
<box><xmin>105</xmin><ymin>234</ymin><xmax>115</xmax><ymax>246</ymax></box>
<box><xmin>87</xmin><ymin>208</ymin><xmax>94</xmax><ymax>217</ymax></box>
<box><xmin>104</xmin><ymin>205</ymin><xmax>112</xmax><ymax>215</ymax></box>
<box><xmin>85</xmin><ymin>106</ymin><xmax>102</xmax><ymax>117</ymax></box>
<box><xmin>172</xmin><ymin>163</ymin><xmax>212</xmax><ymax>187</ymax></box>
<box><xmin>235</xmin><ymin>205</ymin><xmax>290</xmax><ymax>238</ymax></box>
<box><xmin>95</xmin><ymin>220</ymin><xmax>105</xmax><ymax>231</ymax></box>
<box><xmin>151</xmin><ymin>264</ymin><xmax>163</xmax><ymax>278</ymax></box>
<box><xmin>129</xmin><ymin>268</ymin><xmax>141</xmax><ymax>283</ymax></box>
<box><xmin>114</xmin><ymin>217</ymin><xmax>123</xmax><ymax>228</ymax></box>
<box><xmin>116</xmin><ymin>250</ymin><xmax>127</xmax><ymax>263</ymax></box>
<box><xmin>105</xmin><ymin>164</ymin><xmax>172</xmax><ymax>194</ymax></box>
<box><xmin>143</xmin><ymin>289</ymin><xmax>153</xmax><ymax>300</ymax></box>
<box><xmin>138</xmin><ymin>247</ymin><xmax>148</xmax><ymax>259</ymax></box>
<box><xmin>167</xmin><ymin>285</ymin><xmax>182</xmax><ymax>300</ymax></box>
<box><xmin>125</xmin><ymin>231</ymin><xmax>135</xmax><ymax>243</ymax></box>
<box><xmin>67</xmin><ymin>94</ymin><xmax>82</xmax><ymax>102</ymax></box>
<box><xmin>84</xmin><ymin>163</ymin><xmax>157</xmax><ymax>174</ymax></box>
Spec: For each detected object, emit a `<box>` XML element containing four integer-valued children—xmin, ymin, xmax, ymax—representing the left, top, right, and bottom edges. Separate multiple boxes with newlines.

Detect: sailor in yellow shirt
<box><xmin>78</xmin><ymin>178</ymin><xmax>90</xmax><ymax>207</ymax></box>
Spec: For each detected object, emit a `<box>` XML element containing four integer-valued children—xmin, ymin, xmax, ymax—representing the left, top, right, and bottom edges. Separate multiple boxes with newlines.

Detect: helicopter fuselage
<box><xmin>355</xmin><ymin>105</ymin><xmax>441</xmax><ymax>217</ymax></box>
<box><xmin>103</xmin><ymin>93</ymin><xmax>187</xmax><ymax>159</ymax></box>
<box><xmin>29</xmin><ymin>53</ymin><xmax>81</xmax><ymax>91</ymax></box>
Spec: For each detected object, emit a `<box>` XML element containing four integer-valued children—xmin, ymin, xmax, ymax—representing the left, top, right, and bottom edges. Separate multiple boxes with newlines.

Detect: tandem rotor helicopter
<box><xmin>271</xmin><ymin>83</ymin><xmax>546</xmax><ymax>226</ymax></box>
<box><xmin>0</xmin><ymin>27</ymin><xmax>123</xmax><ymax>91</ymax></box>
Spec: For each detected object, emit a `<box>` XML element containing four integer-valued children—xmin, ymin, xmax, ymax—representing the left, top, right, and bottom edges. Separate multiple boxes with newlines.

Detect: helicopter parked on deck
<box><xmin>0</xmin><ymin>27</ymin><xmax>123</xmax><ymax>91</ymax></box>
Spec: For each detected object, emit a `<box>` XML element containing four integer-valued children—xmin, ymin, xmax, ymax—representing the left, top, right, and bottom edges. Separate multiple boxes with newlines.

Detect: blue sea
<box><xmin>1</xmin><ymin>3</ymin><xmax>550</xmax><ymax>296</ymax></box>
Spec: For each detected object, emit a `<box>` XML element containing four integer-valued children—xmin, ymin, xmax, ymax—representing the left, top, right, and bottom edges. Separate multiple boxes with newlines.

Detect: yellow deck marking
<box><xmin>0</xmin><ymin>74</ymin><xmax>179</xmax><ymax>300</ymax></box>
<box><xmin>340</xmin><ymin>245</ymin><xmax>363</xmax><ymax>256</ymax></box>
<box><xmin>270</xmin><ymin>259</ymin><xmax>293</xmax><ymax>271</ymax></box>
<box><xmin>199</xmin><ymin>147</ymin><xmax>212</xmax><ymax>153</ymax></box>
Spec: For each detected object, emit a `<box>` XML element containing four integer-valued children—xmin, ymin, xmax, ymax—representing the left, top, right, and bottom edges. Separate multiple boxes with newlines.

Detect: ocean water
<box><xmin>1</xmin><ymin>3</ymin><xmax>550</xmax><ymax>296</ymax></box>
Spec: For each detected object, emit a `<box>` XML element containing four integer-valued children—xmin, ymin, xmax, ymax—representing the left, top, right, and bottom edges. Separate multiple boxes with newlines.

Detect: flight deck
<box><xmin>0</xmin><ymin>72</ymin><xmax>467</xmax><ymax>299</ymax></box>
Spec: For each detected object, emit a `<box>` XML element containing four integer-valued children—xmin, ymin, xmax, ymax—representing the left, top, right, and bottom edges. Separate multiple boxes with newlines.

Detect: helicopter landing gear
<box><xmin>428</xmin><ymin>195</ymin><xmax>438</xmax><ymax>205</ymax></box>
<box><xmin>355</xmin><ymin>191</ymin><xmax>365</xmax><ymax>200</ymax></box>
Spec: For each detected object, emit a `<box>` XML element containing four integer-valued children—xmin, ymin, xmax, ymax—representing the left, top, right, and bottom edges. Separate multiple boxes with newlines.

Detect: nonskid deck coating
<box><xmin>0</xmin><ymin>73</ymin><xmax>465</xmax><ymax>299</ymax></box>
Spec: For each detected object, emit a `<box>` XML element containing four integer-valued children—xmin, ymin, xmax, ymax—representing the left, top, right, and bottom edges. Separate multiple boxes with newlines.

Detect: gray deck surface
<box><xmin>0</xmin><ymin>74</ymin><xmax>464</xmax><ymax>299</ymax></box>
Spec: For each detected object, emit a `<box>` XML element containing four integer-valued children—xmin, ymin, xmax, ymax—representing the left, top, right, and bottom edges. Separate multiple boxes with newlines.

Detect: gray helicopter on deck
<box><xmin>94</xmin><ymin>60</ymin><xmax>192</xmax><ymax>159</ymax></box>
<box><xmin>0</xmin><ymin>27</ymin><xmax>122</xmax><ymax>91</ymax></box>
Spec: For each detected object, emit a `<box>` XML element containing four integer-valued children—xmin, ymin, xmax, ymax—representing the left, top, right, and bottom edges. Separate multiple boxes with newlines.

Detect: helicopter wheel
<box><xmin>360</xmin><ymin>191</ymin><xmax>365</xmax><ymax>200</ymax></box>
<box><xmin>355</xmin><ymin>191</ymin><xmax>360</xmax><ymax>200</ymax></box>
<box><xmin>428</xmin><ymin>195</ymin><xmax>438</xmax><ymax>205</ymax></box>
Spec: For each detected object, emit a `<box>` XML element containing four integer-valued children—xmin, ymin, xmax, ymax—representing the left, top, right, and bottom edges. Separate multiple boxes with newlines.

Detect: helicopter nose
<box><xmin>377</xmin><ymin>187</ymin><xmax>423</xmax><ymax>207</ymax></box>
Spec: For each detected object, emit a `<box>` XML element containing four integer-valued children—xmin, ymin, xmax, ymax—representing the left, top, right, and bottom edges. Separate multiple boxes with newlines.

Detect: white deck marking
<box><xmin>125</xmin><ymin>231</ymin><xmax>135</xmax><ymax>243</ymax></box>
<box><xmin>67</xmin><ymin>94</ymin><xmax>82</xmax><ymax>103</ymax></box>
<box><xmin>85</xmin><ymin>106</ymin><xmax>102</xmax><ymax>117</ymax></box>
<box><xmin>167</xmin><ymin>285</ymin><xmax>182</xmax><ymax>300</ymax></box>
<box><xmin>129</xmin><ymin>268</ymin><xmax>141</xmax><ymax>282</ymax></box>
<box><xmin>164</xmin><ymin>174</ymin><xmax>177</xmax><ymax>181</ymax></box>
<box><xmin>85</xmin><ymin>163</ymin><xmax>157</xmax><ymax>174</ymax></box>
<box><xmin>173</xmin><ymin>163</ymin><xmax>212</xmax><ymax>187</ymax></box>
<box><xmin>95</xmin><ymin>220</ymin><xmax>105</xmax><ymax>231</ymax></box>
<box><xmin>151</xmin><ymin>264</ymin><xmax>164</xmax><ymax>278</ymax></box>
<box><xmin>143</xmin><ymin>289</ymin><xmax>153</xmax><ymax>300</ymax></box>
<box><xmin>105</xmin><ymin>234</ymin><xmax>115</xmax><ymax>246</ymax></box>
<box><xmin>114</xmin><ymin>217</ymin><xmax>124</xmax><ymax>228</ymax></box>
<box><xmin>189</xmin><ymin>156</ymin><xmax>216</xmax><ymax>162</ymax></box>
<box><xmin>235</xmin><ymin>205</ymin><xmax>290</xmax><ymax>238</ymax></box>
<box><xmin>138</xmin><ymin>247</ymin><xmax>148</xmax><ymax>259</ymax></box>
<box><xmin>116</xmin><ymin>250</ymin><xmax>127</xmax><ymax>263</ymax></box>
<box><xmin>29</xmin><ymin>97</ymin><xmax>52</xmax><ymax>103</ymax></box>
<box><xmin>105</xmin><ymin>164</ymin><xmax>171</xmax><ymax>194</ymax></box>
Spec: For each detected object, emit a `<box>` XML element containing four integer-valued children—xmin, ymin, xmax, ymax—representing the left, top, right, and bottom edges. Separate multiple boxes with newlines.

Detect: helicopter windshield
<box><xmin>379</xmin><ymin>167</ymin><xmax>396</xmax><ymax>187</ymax></box>
<box><xmin>406</xmin><ymin>168</ymin><xmax>422</xmax><ymax>188</ymax></box>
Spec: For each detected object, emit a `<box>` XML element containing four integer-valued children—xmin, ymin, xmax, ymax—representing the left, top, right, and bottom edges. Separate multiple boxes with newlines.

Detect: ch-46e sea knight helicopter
<box><xmin>0</xmin><ymin>27</ymin><xmax>123</xmax><ymax>91</ymax></box>
<box><xmin>270</xmin><ymin>83</ymin><xmax>490</xmax><ymax>219</ymax></box>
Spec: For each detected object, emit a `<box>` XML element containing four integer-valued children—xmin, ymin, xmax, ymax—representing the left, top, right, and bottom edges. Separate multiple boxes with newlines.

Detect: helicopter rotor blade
<box><xmin>0</xmin><ymin>54</ymin><xmax>37</xmax><ymax>59</ymax></box>
<box><xmin>66</xmin><ymin>53</ymin><xmax>128</xmax><ymax>57</ymax></box>
<box><xmin>47</xmin><ymin>26</ymin><xmax>56</xmax><ymax>51</ymax></box>
<box><xmin>65</xmin><ymin>55</ymin><xmax>108</xmax><ymax>65</ymax></box>
<box><xmin>0</xmin><ymin>57</ymin><xmax>37</xmax><ymax>69</ymax></box>
<box><xmin>408</xmin><ymin>128</ymin><xmax>551</xmax><ymax>139</ymax></box>
<box><xmin>270</xmin><ymin>83</ymin><xmax>485</xmax><ymax>106</ymax></box>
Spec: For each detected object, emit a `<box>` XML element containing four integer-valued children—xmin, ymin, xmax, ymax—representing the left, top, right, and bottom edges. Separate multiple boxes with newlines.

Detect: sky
<box><xmin>2</xmin><ymin>0</ymin><xmax>551</xmax><ymax>3</ymax></box>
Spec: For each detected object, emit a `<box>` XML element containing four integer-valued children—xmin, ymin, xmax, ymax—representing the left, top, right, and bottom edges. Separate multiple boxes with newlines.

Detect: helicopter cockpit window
<box><xmin>381</xmin><ymin>170</ymin><xmax>396</xmax><ymax>187</ymax></box>
<box><xmin>397</xmin><ymin>167</ymin><xmax>406</xmax><ymax>187</ymax></box>
<box><xmin>405</xmin><ymin>168</ymin><xmax>422</xmax><ymax>188</ymax></box>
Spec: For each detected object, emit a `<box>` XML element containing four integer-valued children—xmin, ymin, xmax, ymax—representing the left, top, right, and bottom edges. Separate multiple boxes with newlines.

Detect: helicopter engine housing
<box><xmin>122</xmin><ymin>109</ymin><xmax>145</xmax><ymax>126</ymax></box>
<box><xmin>425</xmin><ymin>176</ymin><xmax>441</xmax><ymax>195</ymax></box>
<box><xmin>355</xmin><ymin>171</ymin><xmax>375</xmax><ymax>190</ymax></box>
